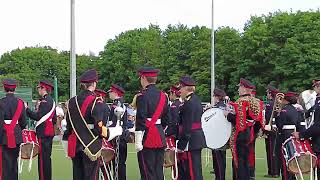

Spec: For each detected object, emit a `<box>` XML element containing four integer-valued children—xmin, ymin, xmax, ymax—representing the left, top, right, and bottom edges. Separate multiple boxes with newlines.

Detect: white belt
<box><xmin>300</xmin><ymin>122</ymin><xmax>306</xmax><ymax>126</ymax></box>
<box><xmin>246</xmin><ymin>119</ymin><xmax>254</xmax><ymax>123</ymax></box>
<box><xmin>282</xmin><ymin>125</ymin><xmax>296</xmax><ymax>130</ymax></box>
<box><xmin>87</xmin><ymin>124</ymin><xmax>94</xmax><ymax>130</ymax></box>
<box><xmin>4</xmin><ymin>120</ymin><xmax>18</xmax><ymax>125</ymax></box>
<box><xmin>146</xmin><ymin>118</ymin><xmax>161</xmax><ymax>125</ymax></box>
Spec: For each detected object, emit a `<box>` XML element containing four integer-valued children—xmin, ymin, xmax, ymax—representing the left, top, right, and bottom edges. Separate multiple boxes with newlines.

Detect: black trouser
<box><xmin>177</xmin><ymin>150</ymin><xmax>203</xmax><ymax>180</ymax></box>
<box><xmin>248</xmin><ymin>138</ymin><xmax>256</xmax><ymax>179</ymax></box>
<box><xmin>0</xmin><ymin>145</ymin><xmax>19</xmax><ymax>180</ymax></box>
<box><xmin>232</xmin><ymin>141</ymin><xmax>250</xmax><ymax>180</ymax></box>
<box><xmin>137</xmin><ymin>148</ymin><xmax>164</xmax><ymax>180</ymax></box>
<box><xmin>112</xmin><ymin>138</ymin><xmax>127</xmax><ymax>180</ymax></box>
<box><xmin>72</xmin><ymin>151</ymin><xmax>99</xmax><ymax>180</ymax></box>
<box><xmin>38</xmin><ymin>137</ymin><xmax>53</xmax><ymax>180</ymax></box>
<box><xmin>212</xmin><ymin>149</ymin><xmax>226</xmax><ymax>180</ymax></box>
<box><xmin>265</xmin><ymin>132</ymin><xmax>280</xmax><ymax>176</ymax></box>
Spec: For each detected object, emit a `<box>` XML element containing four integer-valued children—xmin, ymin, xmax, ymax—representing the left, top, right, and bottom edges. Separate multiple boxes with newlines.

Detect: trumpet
<box><xmin>268</xmin><ymin>93</ymin><xmax>285</xmax><ymax>126</ymax></box>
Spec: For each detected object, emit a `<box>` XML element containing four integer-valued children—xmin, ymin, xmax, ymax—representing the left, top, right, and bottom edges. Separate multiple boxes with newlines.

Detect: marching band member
<box><xmin>135</xmin><ymin>67</ymin><xmax>171</xmax><ymax>180</ymax></box>
<box><xmin>108</xmin><ymin>84</ymin><xmax>128</xmax><ymax>180</ymax></box>
<box><xmin>0</xmin><ymin>79</ymin><xmax>27</xmax><ymax>180</ymax></box>
<box><xmin>167</xmin><ymin>85</ymin><xmax>182</xmax><ymax>137</ymax></box>
<box><xmin>224</xmin><ymin>78</ymin><xmax>268</xmax><ymax>180</ymax></box>
<box><xmin>211</xmin><ymin>88</ymin><xmax>227</xmax><ymax>180</ymax></box>
<box><xmin>264</xmin><ymin>84</ymin><xmax>280</xmax><ymax>178</ymax></box>
<box><xmin>177</xmin><ymin>76</ymin><xmax>206</xmax><ymax>180</ymax></box>
<box><xmin>293</xmin><ymin>79</ymin><xmax>320</xmax><ymax>178</ymax></box>
<box><xmin>248</xmin><ymin>85</ymin><xmax>257</xmax><ymax>180</ymax></box>
<box><xmin>25</xmin><ymin>80</ymin><xmax>56</xmax><ymax>180</ymax></box>
<box><xmin>94</xmin><ymin>88</ymin><xmax>111</xmax><ymax>180</ymax></box>
<box><xmin>62</xmin><ymin>69</ymin><xmax>122</xmax><ymax>180</ymax></box>
<box><xmin>275</xmin><ymin>91</ymin><xmax>299</xmax><ymax>180</ymax></box>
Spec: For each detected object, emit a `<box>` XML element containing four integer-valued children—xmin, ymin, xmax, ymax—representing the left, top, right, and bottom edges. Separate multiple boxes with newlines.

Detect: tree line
<box><xmin>1</xmin><ymin>10</ymin><xmax>320</xmax><ymax>102</ymax></box>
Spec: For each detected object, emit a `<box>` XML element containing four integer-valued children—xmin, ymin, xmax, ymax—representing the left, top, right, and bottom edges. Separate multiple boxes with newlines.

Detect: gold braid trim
<box><xmin>248</xmin><ymin>97</ymin><xmax>261</xmax><ymax>116</ymax></box>
<box><xmin>67</xmin><ymin>97</ymin><xmax>102</xmax><ymax>161</ymax></box>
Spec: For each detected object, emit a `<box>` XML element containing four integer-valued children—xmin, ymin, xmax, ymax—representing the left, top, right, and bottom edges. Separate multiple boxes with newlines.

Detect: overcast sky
<box><xmin>0</xmin><ymin>0</ymin><xmax>319</xmax><ymax>56</ymax></box>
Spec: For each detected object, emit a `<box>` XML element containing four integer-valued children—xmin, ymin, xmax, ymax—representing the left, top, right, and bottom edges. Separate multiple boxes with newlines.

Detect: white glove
<box><xmin>264</xmin><ymin>125</ymin><xmax>272</xmax><ymax>131</ymax></box>
<box><xmin>107</xmin><ymin>125</ymin><xmax>123</xmax><ymax>141</ymax></box>
<box><xmin>135</xmin><ymin>131</ymin><xmax>144</xmax><ymax>152</ymax></box>
<box><xmin>61</xmin><ymin>140</ymin><xmax>68</xmax><ymax>158</ymax></box>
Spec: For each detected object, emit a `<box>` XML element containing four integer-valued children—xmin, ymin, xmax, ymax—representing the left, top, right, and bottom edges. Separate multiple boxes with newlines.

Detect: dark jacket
<box><xmin>0</xmin><ymin>93</ymin><xmax>27</xmax><ymax>145</ymax></box>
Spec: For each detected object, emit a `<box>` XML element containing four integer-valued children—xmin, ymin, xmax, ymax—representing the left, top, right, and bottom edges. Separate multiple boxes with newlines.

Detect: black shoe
<box><xmin>210</xmin><ymin>170</ymin><xmax>215</xmax><ymax>174</ymax></box>
<box><xmin>271</xmin><ymin>175</ymin><xmax>280</xmax><ymax>178</ymax></box>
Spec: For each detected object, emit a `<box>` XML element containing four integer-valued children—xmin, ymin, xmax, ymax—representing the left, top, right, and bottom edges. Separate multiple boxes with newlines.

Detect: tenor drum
<box><xmin>20</xmin><ymin>129</ymin><xmax>39</xmax><ymax>159</ymax></box>
<box><xmin>101</xmin><ymin>139</ymin><xmax>115</xmax><ymax>164</ymax></box>
<box><xmin>201</xmin><ymin>108</ymin><xmax>232</xmax><ymax>149</ymax></box>
<box><xmin>282</xmin><ymin>137</ymin><xmax>317</xmax><ymax>174</ymax></box>
<box><xmin>164</xmin><ymin>136</ymin><xmax>176</xmax><ymax>168</ymax></box>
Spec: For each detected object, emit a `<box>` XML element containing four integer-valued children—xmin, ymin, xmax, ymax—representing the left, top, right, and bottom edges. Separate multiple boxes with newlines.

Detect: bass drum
<box><xmin>201</xmin><ymin>108</ymin><xmax>232</xmax><ymax>150</ymax></box>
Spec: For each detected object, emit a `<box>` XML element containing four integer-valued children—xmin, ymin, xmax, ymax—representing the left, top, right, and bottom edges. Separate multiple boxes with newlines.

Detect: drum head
<box><xmin>201</xmin><ymin>108</ymin><xmax>231</xmax><ymax>149</ymax></box>
<box><xmin>163</xmin><ymin>150</ymin><xmax>175</xmax><ymax>168</ymax></box>
<box><xmin>101</xmin><ymin>149</ymin><xmax>115</xmax><ymax>163</ymax></box>
<box><xmin>288</xmin><ymin>153</ymin><xmax>317</xmax><ymax>174</ymax></box>
<box><xmin>20</xmin><ymin>143</ymin><xmax>39</xmax><ymax>159</ymax></box>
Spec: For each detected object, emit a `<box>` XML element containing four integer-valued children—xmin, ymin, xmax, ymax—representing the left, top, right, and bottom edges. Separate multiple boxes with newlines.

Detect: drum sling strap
<box><xmin>4</xmin><ymin>99</ymin><xmax>23</xmax><ymax>148</ymax></box>
<box><xmin>35</xmin><ymin>101</ymin><xmax>56</xmax><ymax>136</ymax></box>
<box><xmin>67</xmin><ymin>95</ymin><xmax>102</xmax><ymax>161</ymax></box>
<box><xmin>144</xmin><ymin>91</ymin><xmax>166</xmax><ymax>148</ymax></box>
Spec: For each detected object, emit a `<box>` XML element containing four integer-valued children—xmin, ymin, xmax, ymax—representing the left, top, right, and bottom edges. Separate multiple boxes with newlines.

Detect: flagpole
<box><xmin>211</xmin><ymin>0</ymin><xmax>215</xmax><ymax>104</ymax></box>
<box><xmin>70</xmin><ymin>0</ymin><xmax>76</xmax><ymax>97</ymax></box>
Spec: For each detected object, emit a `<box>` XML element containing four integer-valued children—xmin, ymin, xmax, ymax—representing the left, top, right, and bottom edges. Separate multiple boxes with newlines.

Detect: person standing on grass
<box><xmin>224</xmin><ymin>78</ymin><xmax>270</xmax><ymax>180</ymax></box>
<box><xmin>62</xmin><ymin>69</ymin><xmax>122</xmax><ymax>180</ymax></box>
<box><xmin>25</xmin><ymin>80</ymin><xmax>56</xmax><ymax>180</ymax></box>
<box><xmin>211</xmin><ymin>88</ymin><xmax>227</xmax><ymax>180</ymax></box>
<box><xmin>108</xmin><ymin>84</ymin><xmax>128</xmax><ymax>180</ymax></box>
<box><xmin>135</xmin><ymin>67</ymin><xmax>171</xmax><ymax>180</ymax></box>
<box><xmin>293</xmin><ymin>79</ymin><xmax>320</xmax><ymax>179</ymax></box>
<box><xmin>0</xmin><ymin>79</ymin><xmax>27</xmax><ymax>180</ymax></box>
<box><xmin>263</xmin><ymin>84</ymin><xmax>280</xmax><ymax>178</ymax></box>
<box><xmin>176</xmin><ymin>76</ymin><xmax>207</xmax><ymax>180</ymax></box>
<box><xmin>275</xmin><ymin>92</ymin><xmax>298</xmax><ymax>180</ymax></box>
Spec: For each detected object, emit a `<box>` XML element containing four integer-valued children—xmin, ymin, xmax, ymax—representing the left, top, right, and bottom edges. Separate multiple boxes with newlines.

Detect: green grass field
<box><xmin>19</xmin><ymin>139</ymin><xmax>287</xmax><ymax>180</ymax></box>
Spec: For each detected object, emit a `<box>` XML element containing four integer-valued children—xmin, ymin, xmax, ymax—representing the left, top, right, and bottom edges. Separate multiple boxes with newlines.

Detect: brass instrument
<box><xmin>268</xmin><ymin>93</ymin><xmax>285</xmax><ymax>126</ymax></box>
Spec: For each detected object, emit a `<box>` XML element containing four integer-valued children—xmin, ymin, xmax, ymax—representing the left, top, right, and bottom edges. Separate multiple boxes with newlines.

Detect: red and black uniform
<box><xmin>177</xmin><ymin>92</ymin><xmax>206</xmax><ymax>180</ymax></box>
<box><xmin>135</xmin><ymin>84</ymin><xmax>170</xmax><ymax>180</ymax></box>
<box><xmin>63</xmin><ymin>69</ymin><xmax>107</xmax><ymax>180</ymax></box>
<box><xmin>264</xmin><ymin>99</ymin><xmax>280</xmax><ymax>177</ymax></box>
<box><xmin>0</xmin><ymin>79</ymin><xmax>27</xmax><ymax>180</ymax></box>
<box><xmin>299</xmin><ymin>95</ymin><xmax>320</xmax><ymax>178</ymax></box>
<box><xmin>26</xmin><ymin>88</ymin><xmax>56</xmax><ymax>180</ymax></box>
<box><xmin>63</xmin><ymin>89</ymin><xmax>105</xmax><ymax>180</ymax></box>
<box><xmin>109</xmin><ymin>97</ymin><xmax>128</xmax><ymax>180</ymax></box>
<box><xmin>227</xmin><ymin>78</ymin><xmax>264</xmax><ymax>180</ymax></box>
<box><xmin>275</xmin><ymin>94</ymin><xmax>299</xmax><ymax>180</ymax></box>
<box><xmin>94</xmin><ymin>89</ymin><xmax>111</xmax><ymax>180</ymax></box>
<box><xmin>212</xmin><ymin>100</ymin><xmax>226</xmax><ymax>180</ymax></box>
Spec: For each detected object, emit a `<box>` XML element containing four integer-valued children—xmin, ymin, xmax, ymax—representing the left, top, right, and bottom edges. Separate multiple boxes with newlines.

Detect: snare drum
<box><xmin>164</xmin><ymin>136</ymin><xmax>176</xmax><ymax>168</ymax></box>
<box><xmin>20</xmin><ymin>129</ymin><xmax>39</xmax><ymax>159</ymax></box>
<box><xmin>282</xmin><ymin>137</ymin><xmax>317</xmax><ymax>174</ymax></box>
<box><xmin>101</xmin><ymin>139</ymin><xmax>115</xmax><ymax>164</ymax></box>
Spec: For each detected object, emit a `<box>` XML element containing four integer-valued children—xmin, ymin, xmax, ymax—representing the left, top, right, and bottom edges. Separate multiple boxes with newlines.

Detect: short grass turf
<box><xmin>19</xmin><ymin>139</ymin><xmax>301</xmax><ymax>180</ymax></box>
